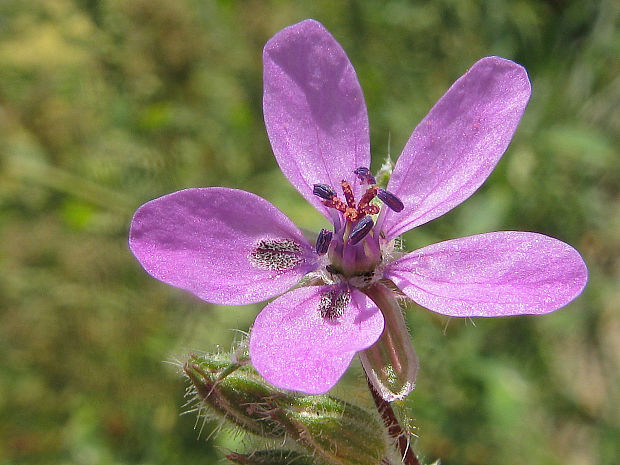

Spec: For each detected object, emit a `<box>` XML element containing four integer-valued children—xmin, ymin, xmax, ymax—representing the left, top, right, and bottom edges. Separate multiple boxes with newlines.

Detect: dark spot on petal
<box><xmin>319</xmin><ymin>288</ymin><xmax>350</xmax><ymax>319</ymax></box>
<box><xmin>250</xmin><ymin>239</ymin><xmax>304</xmax><ymax>271</ymax></box>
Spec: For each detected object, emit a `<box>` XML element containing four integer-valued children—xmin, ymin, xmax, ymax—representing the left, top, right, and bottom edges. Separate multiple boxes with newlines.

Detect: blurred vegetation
<box><xmin>0</xmin><ymin>1</ymin><xmax>618</xmax><ymax>464</ymax></box>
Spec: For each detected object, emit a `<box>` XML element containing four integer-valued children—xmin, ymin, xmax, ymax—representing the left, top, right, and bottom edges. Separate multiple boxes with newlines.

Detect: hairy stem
<box><xmin>367</xmin><ymin>376</ymin><xmax>420</xmax><ymax>465</ymax></box>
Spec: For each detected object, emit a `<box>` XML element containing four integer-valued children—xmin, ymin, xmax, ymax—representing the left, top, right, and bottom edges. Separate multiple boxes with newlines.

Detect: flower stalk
<box><xmin>367</xmin><ymin>375</ymin><xmax>421</xmax><ymax>465</ymax></box>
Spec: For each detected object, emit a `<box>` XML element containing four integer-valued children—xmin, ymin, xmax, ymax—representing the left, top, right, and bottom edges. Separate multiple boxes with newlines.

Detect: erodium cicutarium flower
<box><xmin>129</xmin><ymin>19</ymin><xmax>588</xmax><ymax>399</ymax></box>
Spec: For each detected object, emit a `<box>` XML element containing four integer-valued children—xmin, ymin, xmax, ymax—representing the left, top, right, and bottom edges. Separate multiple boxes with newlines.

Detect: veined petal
<box><xmin>383</xmin><ymin>57</ymin><xmax>531</xmax><ymax>239</ymax></box>
<box><xmin>263</xmin><ymin>19</ymin><xmax>370</xmax><ymax>217</ymax></box>
<box><xmin>385</xmin><ymin>231</ymin><xmax>588</xmax><ymax>317</ymax></box>
<box><xmin>249</xmin><ymin>285</ymin><xmax>384</xmax><ymax>394</ymax></box>
<box><xmin>129</xmin><ymin>188</ymin><xmax>317</xmax><ymax>305</ymax></box>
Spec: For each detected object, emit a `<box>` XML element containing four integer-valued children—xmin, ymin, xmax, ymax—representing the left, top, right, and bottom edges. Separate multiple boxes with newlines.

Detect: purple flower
<box><xmin>129</xmin><ymin>20</ymin><xmax>588</xmax><ymax>395</ymax></box>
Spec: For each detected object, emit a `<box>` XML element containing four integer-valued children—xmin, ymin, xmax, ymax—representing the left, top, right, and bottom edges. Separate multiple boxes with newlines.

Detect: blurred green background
<box><xmin>0</xmin><ymin>1</ymin><xmax>618</xmax><ymax>464</ymax></box>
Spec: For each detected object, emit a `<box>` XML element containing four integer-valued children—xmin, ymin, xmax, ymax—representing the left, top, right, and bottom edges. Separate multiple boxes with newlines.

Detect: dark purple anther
<box><xmin>354</xmin><ymin>167</ymin><xmax>376</xmax><ymax>185</ymax></box>
<box><xmin>315</xmin><ymin>229</ymin><xmax>333</xmax><ymax>255</ymax></box>
<box><xmin>348</xmin><ymin>216</ymin><xmax>374</xmax><ymax>245</ymax></box>
<box><xmin>377</xmin><ymin>188</ymin><xmax>404</xmax><ymax>212</ymax></box>
<box><xmin>313</xmin><ymin>184</ymin><xmax>337</xmax><ymax>200</ymax></box>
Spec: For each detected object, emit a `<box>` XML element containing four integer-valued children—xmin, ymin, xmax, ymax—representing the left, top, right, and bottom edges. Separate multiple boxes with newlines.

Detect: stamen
<box><xmin>316</xmin><ymin>177</ymin><xmax>390</xmax><ymax>224</ymax></box>
<box><xmin>313</xmin><ymin>184</ymin><xmax>337</xmax><ymax>200</ymax></box>
<box><xmin>357</xmin><ymin>186</ymin><xmax>378</xmax><ymax>211</ymax></box>
<box><xmin>340</xmin><ymin>181</ymin><xmax>356</xmax><ymax>208</ymax></box>
<box><xmin>360</xmin><ymin>205</ymin><xmax>380</xmax><ymax>216</ymax></box>
<box><xmin>315</xmin><ymin>229</ymin><xmax>333</xmax><ymax>255</ymax></box>
<box><xmin>354</xmin><ymin>167</ymin><xmax>376</xmax><ymax>185</ymax></box>
<box><xmin>343</xmin><ymin>207</ymin><xmax>362</xmax><ymax>222</ymax></box>
<box><xmin>348</xmin><ymin>216</ymin><xmax>374</xmax><ymax>245</ymax></box>
<box><xmin>323</xmin><ymin>197</ymin><xmax>348</xmax><ymax>214</ymax></box>
<box><xmin>377</xmin><ymin>188</ymin><xmax>404</xmax><ymax>212</ymax></box>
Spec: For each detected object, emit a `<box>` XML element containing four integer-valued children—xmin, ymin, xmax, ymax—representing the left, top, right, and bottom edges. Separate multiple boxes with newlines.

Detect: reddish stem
<box><xmin>367</xmin><ymin>376</ymin><xmax>421</xmax><ymax>465</ymax></box>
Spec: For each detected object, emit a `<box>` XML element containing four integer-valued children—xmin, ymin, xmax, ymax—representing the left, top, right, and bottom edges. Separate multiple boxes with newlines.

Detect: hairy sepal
<box><xmin>184</xmin><ymin>351</ymin><xmax>390</xmax><ymax>465</ymax></box>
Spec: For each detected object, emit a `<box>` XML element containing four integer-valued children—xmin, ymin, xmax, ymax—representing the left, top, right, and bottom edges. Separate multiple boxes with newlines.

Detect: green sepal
<box><xmin>281</xmin><ymin>396</ymin><xmax>387</xmax><ymax>465</ymax></box>
<box><xmin>375</xmin><ymin>154</ymin><xmax>394</xmax><ymax>188</ymax></box>
<box><xmin>360</xmin><ymin>282</ymin><xmax>418</xmax><ymax>401</ymax></box>
<box><xmin>184</xmin><ymin>351</ymin><xmax>286</xmax><ymax>439</ymax></box>
<box><xmin>184</xmin><ymin>351</ymin><xmax>390</xmax><ymax>465</ymax></box>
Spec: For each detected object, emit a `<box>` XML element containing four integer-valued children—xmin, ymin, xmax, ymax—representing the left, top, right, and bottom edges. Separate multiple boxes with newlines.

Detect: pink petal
<box><xmin>129</xmin><ymin>188</ymin><xmax>317</xmax><ymax>305</ymax></box>
<box><xmin>386</xmin><ymin>231</ymin><xmax>588</xmax><ymax>317</ymax></box>
<box><xmin>263</xmin><ymin>19</ymin><xmax>370</xmax><ymax>218</ymax></box>
<box><xmin>249</xmin><ymin>285</ymin><xmax>384</xmax><ymax>394</ymax></box>
<box><xmin>383</xmin><ymin>57</ymin><xmax>531</xmax><ymax>239</ymax></box>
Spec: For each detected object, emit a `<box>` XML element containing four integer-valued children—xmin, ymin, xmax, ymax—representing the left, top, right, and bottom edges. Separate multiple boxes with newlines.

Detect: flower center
<box><xmin>312</xmin><ymin>167</ymin><xmax>404</xmax><ymax>285</ymax></box>
<box><xmin>313</xmin><ymin>181</ymin><xmax>380</xmax><ymax>224</ymax></box>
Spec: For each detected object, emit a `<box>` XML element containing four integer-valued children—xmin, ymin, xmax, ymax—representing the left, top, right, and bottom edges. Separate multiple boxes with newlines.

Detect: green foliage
<box><xmin>0</xmin><ymin>1</ymin><xmax>618</xmax><ymax>465</ymax></box>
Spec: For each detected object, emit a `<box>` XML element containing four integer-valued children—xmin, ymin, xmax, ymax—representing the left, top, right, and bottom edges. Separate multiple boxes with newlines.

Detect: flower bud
<box><xmin>281</xmin><ymin>395</ymin><xmax>388</xmax><ymax>465</ymax></box>
<box><xmin>183</xmin><ymin>353</ymin><xmax>286</xmax><ymax>439</ymax></box>
<box><xmin>184</xmin><ymin>351</ymin><xmax>390</xmax><ymax>465</ymax></box>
